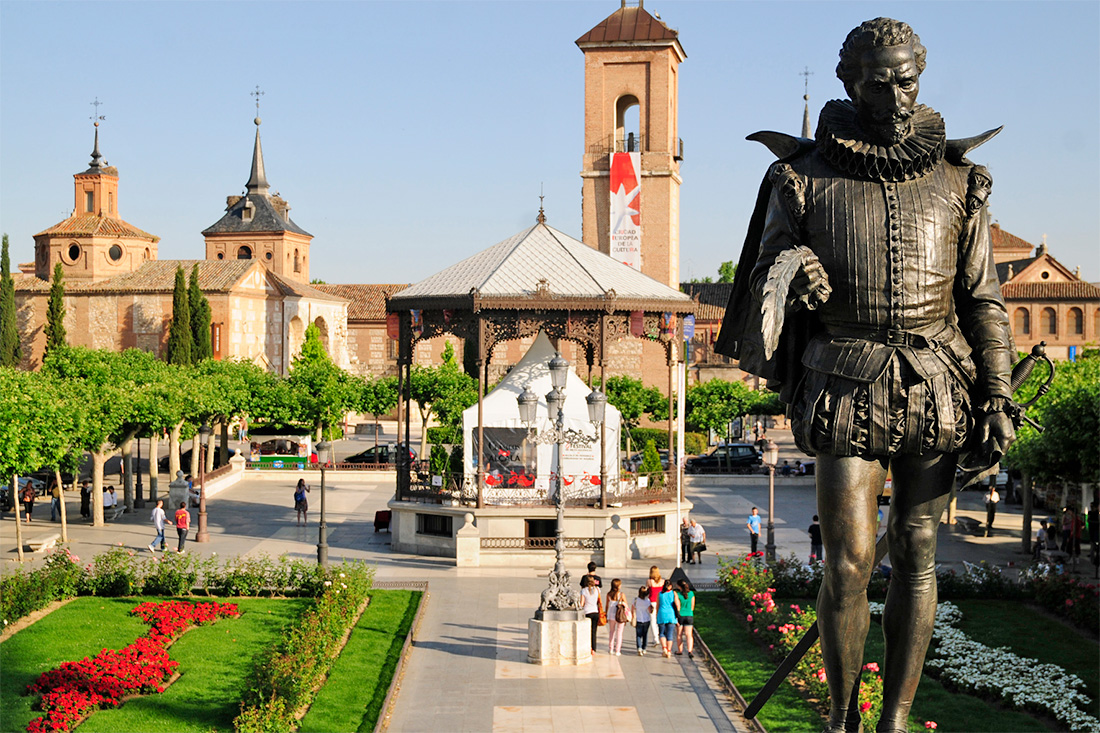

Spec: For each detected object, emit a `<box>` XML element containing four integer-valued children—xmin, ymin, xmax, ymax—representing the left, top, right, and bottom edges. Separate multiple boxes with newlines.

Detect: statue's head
<box><xmin>837</xmin><ymin>18</ymin><xmax>927</xmax><ymax>145</ymax></box>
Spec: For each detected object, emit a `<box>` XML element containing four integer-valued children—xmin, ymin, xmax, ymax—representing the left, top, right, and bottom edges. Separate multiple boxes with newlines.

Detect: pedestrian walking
<box><xmin>808</xmin><ymin>515</ymin><xmax>824</xmax><ymax>562</ymax></box>
<box><xmin>680</xmin><ymin>518</ymin><xmax>692</xmax><ymax>564</ymax></box>
<box><xmin>655</xmin><ymin>580</ymin><xmax>677</xmax><ymax>658</ymax></box>
<box><xmin>747</xmin><ymin>507</ymin><xmax>762</xmax><ymax>555</ymax></box>
<box><xmin>984</xmin><ymin>485</ymin><xmax>1000</xmax><ymax>535</ymax></box>
<box><xmin>689</xmin><ymin>519</ymin><xmax>706</xmax><ymax>564</ymax></box>
<box><xmin>49</xmin><ymin>479</ymin><xmax>62</xmax><ymax>522</ymax></box>
<box><xmin>20</xmin><ymin>481</ymin><xmax>36</xmax><ymax>523</ymax></box>
<box><xmin>674</xmin><ymin>579</ymin><xmax>695</xmax><ymax>658</ymax></box>
<box><xmin>632</xmin><ymin>586</ymin><xmax>651</xmax><ymax>655</ymax></box>
<box><xmin>149</xmin><ymin>499</ymin><xmax>166</xmax><ymax>552</ymax></box>
<box><xmin>79</xmin><ymin>480</ymin><xmax>91</xmax><ymax>519</ymax></box>
<box><xmin>647</xmin><ymin>566</ymin><xmax>663</xmax><ymax>645</ymax></box>
<box><xmin>294</xmin><ymin>478</ymin><xmax>310</xmax><ymax>526</ymax></box>
<box><xmin>174</xmin><ymin>501</ymin><xmax>191</xmax><ymax>553</ymax></box>
<box><xmin>580</xmin><ymin>575</ymin><xmax>601</xmax><ymax>652</ymax></box>
<box><xmin>606</xmin><ymin>579</ymin><xmax>628</xmax><ymax>656</ymax></box>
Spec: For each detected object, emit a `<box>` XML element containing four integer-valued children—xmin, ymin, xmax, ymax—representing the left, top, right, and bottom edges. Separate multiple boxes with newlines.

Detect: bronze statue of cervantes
<box><xmin>717</xmin><ymin>18</ymin><xmax>1016</xmax><ymax>733</ymax></box>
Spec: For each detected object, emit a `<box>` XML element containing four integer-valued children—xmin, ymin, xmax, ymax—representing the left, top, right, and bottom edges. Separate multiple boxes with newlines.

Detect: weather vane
<box><xmin>90</xmin><ymin>97</ymin><xmax>105</xmax><ymax>127</ymax></box>
<box><xmin>251</xmin><ymin>85</ymin><xmax>264</xmax><ymax>118</ymax></box>
<box><xmin>799</xmin><ymin>66</ymin><xmax>813</xmax><ymax>99</ymax></box>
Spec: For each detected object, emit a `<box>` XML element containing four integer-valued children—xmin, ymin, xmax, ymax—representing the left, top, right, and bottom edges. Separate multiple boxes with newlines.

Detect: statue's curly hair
<box><xmin>836</xmin><ymin>18</ymin><xmax>927</xmax><ymax>84</ymax></box>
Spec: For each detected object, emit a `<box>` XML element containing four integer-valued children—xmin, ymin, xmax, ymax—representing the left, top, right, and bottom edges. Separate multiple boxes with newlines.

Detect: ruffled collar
<box><xmin>816</xmin><ymin>99</ymin><xmax>946</xmax><ymax>182</ymax></box>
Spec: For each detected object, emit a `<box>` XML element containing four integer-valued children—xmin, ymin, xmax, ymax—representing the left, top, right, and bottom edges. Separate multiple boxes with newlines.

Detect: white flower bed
<box><xmin>869</xmin><ymin>601</ymin><xmax>1098</xmax><ymax>732</ymax></box>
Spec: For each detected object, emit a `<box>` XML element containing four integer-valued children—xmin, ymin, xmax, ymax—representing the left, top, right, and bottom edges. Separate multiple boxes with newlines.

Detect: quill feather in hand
<box><xmin>761</xmin><ymin>245</ymin><xmax>815</xmax><ymax>360</ymax></box>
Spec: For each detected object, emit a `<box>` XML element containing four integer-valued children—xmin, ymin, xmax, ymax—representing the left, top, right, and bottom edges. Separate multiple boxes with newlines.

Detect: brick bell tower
<box><xmin>577</xmin><ymin>0</ymin><xmax>685</xmax><ymax>289</ymax></box>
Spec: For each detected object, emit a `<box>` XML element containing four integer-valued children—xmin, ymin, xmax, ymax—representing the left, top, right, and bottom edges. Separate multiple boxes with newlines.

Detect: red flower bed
<box><xmin>26</xmin><ymin>601</ymin><xmax>238</xmax><ymax>733</ymax></box>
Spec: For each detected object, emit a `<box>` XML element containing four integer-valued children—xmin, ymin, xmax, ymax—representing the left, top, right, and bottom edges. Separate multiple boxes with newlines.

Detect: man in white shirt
<box><xmin>149</xmin><ymin>499</ymin><xmax>167</xmax><ymax>552</ymax></box>
<box><xmin>984</xmin><ymin>486</ymin><xmax>1001</xmax><ymax>536</ymax></box>
<box><xmin>688</xmin><ymin>519</ymin><xmax>706</xmax><ymax>564</ymax></box>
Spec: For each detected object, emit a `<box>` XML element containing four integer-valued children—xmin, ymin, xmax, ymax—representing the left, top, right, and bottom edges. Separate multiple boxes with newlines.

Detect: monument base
<box><xmin>527</xmin><ymin>611</ymin><xmax>592</xmax><ymax>666</ymax></box>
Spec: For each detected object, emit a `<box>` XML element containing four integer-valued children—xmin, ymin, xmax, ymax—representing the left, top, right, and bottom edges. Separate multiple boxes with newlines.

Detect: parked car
<box><xmin>28</xmin><ymin>469</ymin><xmax>76</xmax><ymax>488</ymax></box>
<box><xmin>623</xmin><ymin>449</ymin><xmax>670</xmax><ymax>472</ymax></box>
<box><xmin>684</xmin><ymin>443</ymin><xmax>762</xmax><ymax>474</ymax></box>
<box><xmin>158</xmin><ymin>448</ymin><xmax>239</xmax><ymax>473</ymax></box>
<box><xmin>17</xmin><ymin>476</ymin><xmax>47</xmax><ymax>496</ymax></box>
<box><xmin>344</xmin><ymin>443</ymin><xmax>416</xmax><ymax>465</ymax></box>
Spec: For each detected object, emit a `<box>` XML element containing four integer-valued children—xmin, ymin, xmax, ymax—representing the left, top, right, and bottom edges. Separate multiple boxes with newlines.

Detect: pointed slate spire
<box><xmin>246</xmin><ymin>116</ymin><xmax>270</xmax><ymax>195</ymax></box>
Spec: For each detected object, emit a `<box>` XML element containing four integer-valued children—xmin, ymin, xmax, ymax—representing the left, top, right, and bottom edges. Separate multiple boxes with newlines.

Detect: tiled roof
<box><xmin>389</xmin><ymin>222</ymin><xmax>694</xmax><ymax>310</ymax></box>
<box><xmin>995</xmin><ymin>257</ymin><xmax>1037</xmax><ymax>284</ymax></box>
<box><xmin>576</xmin><ymin>5</ymin><xmax>680</xmax><ymax>45</ymax></box>
<box><xmin>267</xmin><ymin>272</ymin><xmax>346</xmax><ymax>303</ymax></box>
<box><xmin>202</xmin><ymin>193</ymin><xmax>311</xmax><ymax>237</ymax></box>
<box><xmin>13</xmin><ymin>260</ymin><xmax>255</xmax><ymax>294</ymax></box>
<box><xmin>990</xmin><ymin>224</ymin><xmax>1033</xmax><ymax>252</ymax></box>
<box><xmin>1002</xmin><ymin>281</ymin><xmax>1100</xmax><ymax>301</ymax></box>
<box><xmin>680</xmin><ymin>282</ymin><xmax>734</xmax><ymax>321</ymax></box>
<box><xmin>313</xmin><ymin>283</ymin><xmax>408</xmax><ymax>320</ymax></box>
<box><xmin>35</xmin><ymin>215</ymin><xmax>160</xmax><ymax>242</ymax></box>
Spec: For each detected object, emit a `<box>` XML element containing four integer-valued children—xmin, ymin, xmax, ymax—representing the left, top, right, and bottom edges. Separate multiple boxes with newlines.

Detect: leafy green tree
<box><xmin>1007</xmin><ymin>352</ymin><xmax>1099</xmax><ymax>485</ymax></box>
<box><xmin>686</xmin><ymin>378</ymin><xmax>755</xmax><ymax>471</ymax></box>
<box><xmin>718</xmin><ymin>260</ymin><xmax>737</xmax><ymax>283</ymax></box>
<box><xmin>165</xmin><ymin>266</ymin><xmax>192</xmax><ymax>365</ymax></box>
<box><xmin>44</xmin><ymin>262</ymin><xmax>67</xmax><ymax>359</ymax></box>
<box><xmin>409</xmin><ymin>341</ymin><xmax>478</xmax><ymax>457</ymax></box>
<box><xmin>639</xmin><ymin>439</ymin><xmax>665</xmax><ymax>487</ymax></box>
<box><xmin>188</xmin><ymin>264</ymin><xmax>212</xmax><ymax>362</ymax></box>
<box><xmin>288</xmin><ymin>323</ymin><xmax>357</xmax><ymax>440</ymax></box>
<box><xmin>600</xmin><ymin>375</ymin><xmax>666</xmax><ymax>457</ymax></box>
<box><xmin>0</xmin><ymin>234</ymin><xmax>21</xmax><ymax>367</ymax></box>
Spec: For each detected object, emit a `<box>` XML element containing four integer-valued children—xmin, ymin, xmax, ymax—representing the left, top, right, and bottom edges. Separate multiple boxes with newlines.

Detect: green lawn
<box><xmin>696</xmin><ymin>594</ymin><xmax>1060</xmax><ymax>733</ymax></box>
<box><xmin>299</xmin><ymin>589</ymin><xmax>422</xmax><ymax>733</ymax></box>
<box><xmin>0</xmin><ymin>596</ymin><xmax>312</xmax><ymax>733</ymax></box>
<box><xmin>694</xmin><ymin>593</ymin><xmax>824</xmax><ymax>733</ymax></box>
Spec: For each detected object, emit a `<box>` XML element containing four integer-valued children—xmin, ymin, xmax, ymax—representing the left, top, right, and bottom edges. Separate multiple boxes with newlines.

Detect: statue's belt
<box><xmin>823</xmin><ymin>323</ymin><xmax>950</xmax><ymax>350</ymax></box>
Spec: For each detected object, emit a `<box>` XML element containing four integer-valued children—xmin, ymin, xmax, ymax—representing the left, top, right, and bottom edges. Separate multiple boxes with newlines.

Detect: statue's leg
<box><xmin>815</xmin><ymin>453</ymin><xmax>886</xmax><ymax>732</ymax></box>
<box><xmin>877</xmin><ymin>451</ymin><xmax>954</xmax><ymax>732</ymax></box>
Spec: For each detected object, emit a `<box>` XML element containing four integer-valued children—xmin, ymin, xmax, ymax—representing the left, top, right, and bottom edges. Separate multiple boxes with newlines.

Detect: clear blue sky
<box><xmin>2</xmin><ymin>1</ymin><xmax>1097</xmax><ymax>284</ymax></box>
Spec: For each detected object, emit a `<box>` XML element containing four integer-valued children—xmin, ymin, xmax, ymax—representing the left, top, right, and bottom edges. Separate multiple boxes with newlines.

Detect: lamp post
<box><xmin>195</xmin><ymin>424</ymin><xmax>213</xmax><ymax>543</ymax></box>
<box><xmin>586</xmin><ymin>387</ymin><xmax>607</xmax><ymax>509</ymax></box>
<box><xmin>134</xmin><ymin>436</ymin><xmax>145</xmax><ymax>508</ymax></box>
<box><xmin>517</xmin><ymin>352</ymin><xmax>601</xmax><ymax>613</ymax></box>
<box><xmin>316</xmin><ymin>440</ymin><xmax>331</xmax><ymax>568</ymax></box>
<box><xmin>763</xmin><ymin>439</ymin><xmax>779</xmax><ymax>562</ymax></box>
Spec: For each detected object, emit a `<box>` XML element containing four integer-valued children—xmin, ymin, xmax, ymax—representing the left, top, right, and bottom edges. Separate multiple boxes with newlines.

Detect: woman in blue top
<box><xmin>655</xmin><ymin>580</ymin><xmax>677</xmax><ymax>657</ymax></box>
<box><xmin>674</xmin><ymin>579</ymin><xmax>696</xmax><ymax>658</ymax></box>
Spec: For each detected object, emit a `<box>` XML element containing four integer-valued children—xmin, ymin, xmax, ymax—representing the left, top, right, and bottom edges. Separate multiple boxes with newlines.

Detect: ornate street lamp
<box><xmin>586</xmin><ymin>387</ymin><xmax>607</xmax><ymax>508</ymax></box>
<box><xmin>763</xmin><ymin>439</ymin><xmax>779</xmax><ymax>561</ymax></box>
<box><xmin>195</xmin><ymin>424</ymin><xmax>213</xmax><ymax>542</ymax></box>
<box><xmin>316</xmin><ymin>440</ymin><xmax>331</xmax><ymax>567</ymax></box>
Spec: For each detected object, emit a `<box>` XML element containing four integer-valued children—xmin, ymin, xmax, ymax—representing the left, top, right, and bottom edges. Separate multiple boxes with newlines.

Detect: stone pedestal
<box><xmin>603</xmin><ymin>513</ymin><xmax>629</xmax><ymax>568</ymax></box>
<box><xmin>527</xmin><ymin>610</ymin><xmax>592</xmax><ymax>665</ymax></box>
<box><xmin>455</xmin><ymin>513</ymin><xmax>480</xmax><ymax>567</ymax></box>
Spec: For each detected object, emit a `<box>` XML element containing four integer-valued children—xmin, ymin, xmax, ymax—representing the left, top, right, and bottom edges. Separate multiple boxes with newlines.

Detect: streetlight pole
<box><xmin>195</xmin><ymin>424</ymin><xmax>212</xmax><ymax>542</ymax></box>
<box><xmin>763</xmin><ymin>439</ymin><xmax>779</xmax><ymax>562</ymax></box>
<box><xmin>316</xmin><ymin>440</ymin><xmax>331</xmax><ymax>568</ymax></box>
<box><xmin>135</xmin><ymin>436</ymin><xmax>145</xmax><ymax>508</ymax></box>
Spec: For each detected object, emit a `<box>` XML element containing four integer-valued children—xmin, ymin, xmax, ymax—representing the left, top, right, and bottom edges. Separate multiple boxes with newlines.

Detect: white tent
<box><xmin>462</xmin><ymin>331</ymin><xmax>621</xmax><ymax>502</ymax></box>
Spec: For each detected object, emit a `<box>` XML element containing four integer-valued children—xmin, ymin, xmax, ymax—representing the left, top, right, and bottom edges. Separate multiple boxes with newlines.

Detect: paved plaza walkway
<box><xmin>2</xmin><ymin>440</ymin><xmax>1088</xmax><ymax>732</ymax></box>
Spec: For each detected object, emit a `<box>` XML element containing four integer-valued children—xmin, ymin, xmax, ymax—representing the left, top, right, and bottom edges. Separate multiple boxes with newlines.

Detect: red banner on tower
<box><xmin>609</xmin><ymin>152</ymin><xmax>641</xmax><ymax>270</ymax></box>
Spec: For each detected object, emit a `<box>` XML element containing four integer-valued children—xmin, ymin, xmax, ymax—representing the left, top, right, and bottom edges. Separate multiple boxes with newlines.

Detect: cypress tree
<box><xmin>188</xmin><ymin>264</ymin><xmax>212</xmax><ymax>361</ymax></box>
<box><xmin>0</xmin><ymin>233</ymin><xmax>22</xmax><ymax>367</ymax></box>
<box><xmin>44</xmin><ymin>262</ymin><xmax>67</xmax><ymax>358</ymax></box>
<box><xmin>165</xmin><ymin>265</ymin><xmax>192</xmax><ymax>365</ymax></box>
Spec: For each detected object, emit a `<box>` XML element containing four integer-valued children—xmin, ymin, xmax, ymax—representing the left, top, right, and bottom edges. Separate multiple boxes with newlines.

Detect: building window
<box><xmin>1095</xmin><ymin>309</ymin><xmax>1100</xmax><ymax>339</ymax></box>
<box><xmin>416</xmin><ymin>513</ymin><xmax>453</xmax><ymax>537</ymax></box>
<box><xmin>524</xmin><ymin>519</ymin><xmax>556</xmax><ymax>549</ymax></box>
<box><xmin>144</xmin><ymin>248</ymin><xmax>151</xmax><ymax>260</ymax></box>
<box><xmin>1069</xmin><ymin>307</ymin><xmax>1084</xmax><ymax>335</ymax></box>
<box><xmin>388</xmin><ymin>338</ymin><xmax>399</xmax><ymax>360</ymax></box>
<box><xmin>237</xmin><ymin>246</ymin><xmax>253</xmax><ymax>260</ymax></box>
<box><xmin>265</xmin><ymin>251</ymin><xmax>273</xmax><ymax>260</ymax></box>
<box><xmin>217</xmin><ymin>253</ymin><xmax>224</xmax><ymax>260</ymax></box>
<box><xmin>294</xmin><ymin>248</ymin><xmax>300</xmax><ymax>273</ymax></box>
<box><xmin>85</xmin><ymin>191</ymin><xmax>94</xmax><ymax>213</ymax></box>
<box><xmin>1041</xmin><ymin>271</ymin><xmax>1051</xmax><ymax>280</ymax></box>
<box><xmin>67</xmin><ymin>244</ymin><xmax>81</xmax><ymax>262</ymax></box>
<box><xmin>108</xmin><ymin>244</ymin><xmax>123</xmax><ymax>261</ymax></box>
<box><xmin>630</xmin><ymin>515</ymin><xmax>665</xmax><ymax>536</ymax></box>
<box><xmin>1014</xmin><ymin>308</ymin><xmax>1030</xmax><ymax>336</ymax></box>
<box><xmin>1040</xmin><ymin>307</ymin><xmax>1057</xmax><ymax>336</ymax></box>
<box><xmin>108</xmin><ymin>192</ymin><xmax>114</xmax><ymax>215</ymax></box>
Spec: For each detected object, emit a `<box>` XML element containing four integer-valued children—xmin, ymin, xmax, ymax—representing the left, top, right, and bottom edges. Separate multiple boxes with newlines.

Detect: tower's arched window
<box><xmin>294</xmin><ymin>248</ymin><xmax>300</xmax><ymax>273</ymax></box>
<box><xmin>1040</xmin><ymin>307</ymin><xmax>1057</xmax><ymax>336</ymax></box>
<box><xmin>237</xmin><ymin>245</ymin><xmax>253</xmax><ymax>260</ymax></box>
<box><xmin>1069</xmin><ymin>307</ymin><xmax>1084</xmax><ymax>335</ymax></box>
<box><xmin>1014</xmin><ymin>308</ymin><xmax>1030</xmax><ymax>336</ymax></box>
<box><xmin>616</xmin><ymin>95</ymin><xmax>640</xmax><ymax>152</ymax></box>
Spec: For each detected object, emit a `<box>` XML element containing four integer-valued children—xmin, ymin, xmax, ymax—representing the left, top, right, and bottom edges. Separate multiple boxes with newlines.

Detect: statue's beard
<box><xmin>860</xmin><ymin>110</ymin><xmax>913</xmax><ymax>146</ymax></box>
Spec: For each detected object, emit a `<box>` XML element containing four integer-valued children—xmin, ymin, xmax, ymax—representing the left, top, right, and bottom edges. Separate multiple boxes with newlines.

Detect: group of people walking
<box><xmin>579</xmin><ymin>563</ymin><xmax>696</xmax><ymax>659</ymax></box>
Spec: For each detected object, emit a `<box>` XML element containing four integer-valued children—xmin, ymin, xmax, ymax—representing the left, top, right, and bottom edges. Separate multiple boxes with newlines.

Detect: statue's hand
<box><xmin>790</xmin><ymin>253</ymin><xmax>831</xmax><ymax>310</ymax></box>
<box><xmin>975</xmin><ymin>411</ymin><xmax>1016</xmax><ymax>458</ymax></box>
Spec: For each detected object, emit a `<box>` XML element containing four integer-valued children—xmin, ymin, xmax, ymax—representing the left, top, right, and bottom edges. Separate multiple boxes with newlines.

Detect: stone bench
<box><xmin>954</xmin><ymin>516</ymin><xmax>983</xmax><ymax>535</ymax></box>
<box><xmin>107</xmin><ymin>505</ymin><xmax>126</xmax><ymax>521</ymax></box>
<box><xmin>1039</xmin><ymin>549</ymin><xmax>1070</xmax><ymax>565</ymax></box>
<box><xmin>26</xmin><ymin>533</ymin><xmax>60</xmax><ymax>553</ymax></box>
